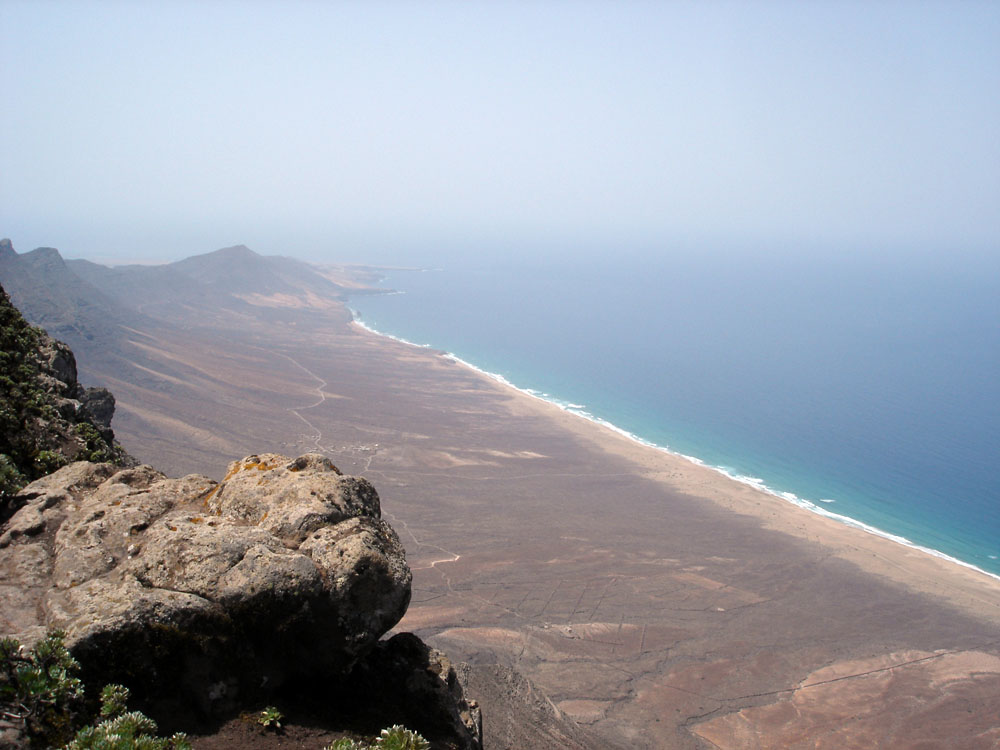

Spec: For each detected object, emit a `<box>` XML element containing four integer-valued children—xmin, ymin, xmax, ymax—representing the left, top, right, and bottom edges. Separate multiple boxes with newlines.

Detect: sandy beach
<box><xmin>100</xmin><ymin>299</ymin><xmax>1000</xmax><ymax>749</ymax></box>
<box><xmin>483</xmin><ymin>359</ymin><xmax>1000</xmax><ymax>623</ymax></box>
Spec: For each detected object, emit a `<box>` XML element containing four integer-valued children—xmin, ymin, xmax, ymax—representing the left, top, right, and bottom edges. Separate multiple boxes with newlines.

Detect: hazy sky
<box><xmin>1</xmin><ymin>1</ymin><xmax>998</xmax><ymax>265</ymax></box>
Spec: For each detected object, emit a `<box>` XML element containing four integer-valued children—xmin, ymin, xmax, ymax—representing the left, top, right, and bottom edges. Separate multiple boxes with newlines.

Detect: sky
<box><xmin>1</xmin><ymin>0</ymin><xmax>998</xmax><ymax>266</ymax></box>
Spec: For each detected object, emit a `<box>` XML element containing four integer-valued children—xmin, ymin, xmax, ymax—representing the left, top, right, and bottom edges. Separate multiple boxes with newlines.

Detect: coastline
<box><xmin>84</xmin><ymin>278</ymin><xmax>1000</xmax><ymax>747</ymax></box>
<box><xmin>350</xmin><ymin>314</ymin><xmax>1000</xmax><ymax>621</ymax></box>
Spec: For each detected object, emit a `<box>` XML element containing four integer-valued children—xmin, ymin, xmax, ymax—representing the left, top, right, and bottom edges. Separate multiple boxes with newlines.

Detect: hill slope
<box><xmin>0</xmin><ymin>240</ymin><xmax>140</xmax><ymax>356</ymax></box>
<box><xmin>169</xmin><ymin>244</ymin><xmax>349</xmax><ymax>305</ymax></box>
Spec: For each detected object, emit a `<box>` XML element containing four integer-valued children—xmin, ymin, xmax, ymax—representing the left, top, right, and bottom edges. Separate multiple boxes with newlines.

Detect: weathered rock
<box><xmin>352</xmin><ymin>633</ymin><xmax>483</xmax><ymax>749</ymax></box>
<box><xmin>0</xmin><ymin>282</ymin><xmax>135</xmax><ymax>503</ymax></box>
<box><xmin>0</xmin><ymin>453</ymin><xmax>412</xmax><ymax>717</ymax></box>
<box><xmin>79</xmin><ymin>387</ymin><xmax>115</xmax><ymax>433</ymax></box>
<box><xmin>39</xmin><ymin>337</ymin><xmax>77</xmax><ymax>393</ymax></box>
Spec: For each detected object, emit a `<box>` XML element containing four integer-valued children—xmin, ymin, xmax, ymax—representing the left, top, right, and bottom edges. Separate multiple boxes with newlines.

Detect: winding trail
<box><xmin>272</xmin><ymin>351</ymin><xmax>331</xmax><ymax>454</ymax></box>
<box><xmin>268</xmin><ymin>349</ymin><xmax>383</xmax><ymax>470</ymax></box>
<box><xmin>383</xmin><ymin>509</ymin><xmax>462</xmax><ymax>573</ymax></box>
<box><xmin>269</xmin><ymin>351</ymin><xmax>468</xmax><ymax>593</ymax></box>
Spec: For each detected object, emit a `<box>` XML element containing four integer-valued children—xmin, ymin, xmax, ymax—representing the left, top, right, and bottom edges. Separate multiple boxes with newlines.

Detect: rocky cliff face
<box><xmin>0</xmin><ymin>454</ymin><xmax>481</xmax><ymax>748</ymax></box>
<box><xmin>0</xmin><ymin>282</ymin><xmax>134</xmax><ymax>501</ymax></box>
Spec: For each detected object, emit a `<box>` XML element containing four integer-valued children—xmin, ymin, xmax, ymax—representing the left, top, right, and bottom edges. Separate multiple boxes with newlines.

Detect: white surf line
<box><xmin>353</xmin><ymin>317</ymin><xmax>1000</xmax><ymax>584</ymax></box>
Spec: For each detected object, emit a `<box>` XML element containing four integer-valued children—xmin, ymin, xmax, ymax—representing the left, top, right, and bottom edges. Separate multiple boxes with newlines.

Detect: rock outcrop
<box><xmin>1</xmin><ymin>454</ymin><xmax>412</xmax><ymax>715</ymax></box>
<box><xmin>353</xmin><ymin>633</ymin><xmax>483</xmax><ymax>746</ymax></box>
<box><xmin>0</xmin><ymin>282</ymin><xmax>134</xmax><ymax>502</ymax></box>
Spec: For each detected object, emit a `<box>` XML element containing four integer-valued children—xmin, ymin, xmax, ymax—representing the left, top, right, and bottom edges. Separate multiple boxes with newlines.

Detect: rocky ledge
<box><xmin>0</xmin><ymin>453</ymin><xmax>481</xmax><ymax>748</ymax></box>
<box><xmin>0</xmin><ymin>280</ymin><xmax>134</xmax><ymax>503</ymax></box>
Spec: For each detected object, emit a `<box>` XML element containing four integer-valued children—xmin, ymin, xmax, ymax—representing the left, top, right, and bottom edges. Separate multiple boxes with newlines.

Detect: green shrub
<box><xmin>375</xmin><ymin>725</ymin><xmax>430</xmax><ymax>750</ymax></box>
<box><xmin>33</xmin><ymin>449</ymin><xmax>68</xmax><ymax>476</ymax></box>
<box><xmin>0</xmin><ymin>631</ymin><xmax>189</xmax><ymax>749</ymax></box>
<box><xmin>73</xmin><ymin>422</ymin><xmax>116</xmax><ymax>463</ymax></box>
<box><xmin>256</xmin><ymin>705</ymin><xmax>283</xmax><ymax>729</ymax></box>
<box><xmin>0</xmin><ymin>631</ymin><xmax>83</xmax><ymax>746</ymax></box>
<box><xmin>325</xmin><ymin>726</ymin><xmax>430</xmax><ymax>750</ymax></box>
<box><xmin>64</xmin><ymin>683</ymin><xmax>191</xmax><ymax>750</ymax></box>
<box><xmin>97</xmin><ymin>683</ymin><xmax>130</xmax><ymax>717</ymax></box>
<box><xmin>325</xmin><ymin>739</ymin><xmax>367</xmax><ymax>750</ymax></box>
<box><xmin>0</xmin><ymin>453</ymin><xmax>26</xmax><ymax>497</ymax></box>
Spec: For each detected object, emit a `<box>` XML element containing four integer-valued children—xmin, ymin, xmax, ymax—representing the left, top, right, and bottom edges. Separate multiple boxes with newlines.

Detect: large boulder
<box><xmin>0</xmin><ymin>453</ymin><xmax>411</xmax><ymax>716</ymax></box>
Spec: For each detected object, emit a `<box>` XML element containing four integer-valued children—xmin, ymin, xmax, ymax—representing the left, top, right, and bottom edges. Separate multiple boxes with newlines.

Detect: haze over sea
<box><xmin>4</xmin><ymin>3</ymin><xmax>999</xmax><ymax>574</ymax></box>
<box><xmin>354</xmin><ymin>249</ymin><xmax>1000</xmax><ymax>578</ymax></box>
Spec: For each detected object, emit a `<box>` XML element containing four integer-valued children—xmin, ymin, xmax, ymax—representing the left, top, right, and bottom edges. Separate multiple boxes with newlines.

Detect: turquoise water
<box><xmin>352</xmin><ymin>252</ymin><xmax>1000</xmax><ymax>578</ymax></box>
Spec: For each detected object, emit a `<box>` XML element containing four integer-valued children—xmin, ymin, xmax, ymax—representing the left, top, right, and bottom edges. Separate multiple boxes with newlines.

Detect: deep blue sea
<box><xmin>351</xmin><ymin>251</ymin><xmax>1000</xmax><ymax>578</ymax></box>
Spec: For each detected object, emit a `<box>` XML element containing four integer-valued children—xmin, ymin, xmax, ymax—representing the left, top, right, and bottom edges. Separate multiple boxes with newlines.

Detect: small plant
<box><xmin>0</xmin><ymin>630</ymin><xmax>83</xmax><ymax>745</ymax></box>
<box><xmin>375</xmin><ymin>725</ymin><xmax>430</xmax><ymax>750</ymax></box>
<box><xmin>1</xmin><ymin>630</ymin><xmax>190</xmax><ymax>749</ymax></box>
<box><xmin>325</xmin><ymin>739</ymin><xmax>367</xmax><ymax>750</ymax></box>
<box><xmin>65</xmin><ymin>684</ymin><xmax>191</xmax><ymax>749</ymax></box>
<box><xmin>0</xmin><ymin>453</ymin><xmax>26</xmax><ymax>498</ymax></box>
<box><xmin>323</xmin><ymin>726</ymin><xmax>430</xmax><ymax>750</ymax></box>
<box><xmin>97</xmin><ymin>683</ymin><xmax>130</xmax><ymax>717</ymax></box>
<box><xmin>257</xmin><ymin>705</ymin><xmax>284</xmax><ymax>730</ymax></box>
<box><xmin>32</xmin><ymin>449</ymin><xmax>67</xmax><ymax>476</ymax></box>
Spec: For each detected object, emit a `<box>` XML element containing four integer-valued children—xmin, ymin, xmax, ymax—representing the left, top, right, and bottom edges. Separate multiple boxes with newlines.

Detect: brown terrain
<box><xmin>3</xmin><ymin>243</ymin><xmax>999</xmax><ymax>748</ymax></box>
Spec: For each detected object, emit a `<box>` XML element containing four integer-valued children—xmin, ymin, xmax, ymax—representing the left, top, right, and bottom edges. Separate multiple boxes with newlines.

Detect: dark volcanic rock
<box><xmin>0</xmin><ymin>453</ymin><xmax>412</xmax><ymax>719</ymax></box>
<box><xmin>39</xmin><ymin>336</ymin><xmax>77</xmax><ymax>387</ymax></box>
<box><xmin>79</xmin><ymin>387</ymin><xmax>115</xmax><ymax>439</ymax></box>
<box><xmin>349</xmin><ymin>633</ymin><xmax>483</xmax><ymax>749</ymax></box>
<box><xmin>0</xmin><ymin>283</ymin><xmax>134</xmax><ymax>502</ymax></box>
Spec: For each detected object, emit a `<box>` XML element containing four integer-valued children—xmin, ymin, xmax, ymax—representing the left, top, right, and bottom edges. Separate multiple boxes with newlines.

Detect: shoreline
<box><xmin>349</xmin><ymin>313</ymin><xmax>1000</xmax><ymax>616</ymax></box>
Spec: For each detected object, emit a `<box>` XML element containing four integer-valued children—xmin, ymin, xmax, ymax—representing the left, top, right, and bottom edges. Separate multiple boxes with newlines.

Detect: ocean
<box><xmin>350</xmin><ymin>250</ymin><xmax>1000</xmax><ymax>578</ymax></box>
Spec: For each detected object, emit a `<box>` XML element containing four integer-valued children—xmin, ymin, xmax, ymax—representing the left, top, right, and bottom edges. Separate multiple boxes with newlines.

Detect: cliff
<box><xmin>0</xmin><ymin>287</ymin><xmax>481</xmax><ymax>748</ymax></box>
<box><xmin>0</xmin><ymin>281</ymin><xmax>135</xmax><ymax>502</ymax></box>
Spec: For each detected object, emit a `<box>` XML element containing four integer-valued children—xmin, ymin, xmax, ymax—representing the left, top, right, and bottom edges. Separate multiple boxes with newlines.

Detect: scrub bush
<box><xmin>324</xmin><ymin>725</ymin><xmax>430</xmax><ymax>750</ymax></box>
<box><xmin>1</xmin><ymin>631</ymin><xmax>189</xmax><ymax>749</ymax></box>
<box><xmin>0</xmin><ymin>631</ymin><xmax>83</xmax><ymax>745</ymax></box>
<box><xmin>64</xmin><ymin>684</ymin><xmax>191</xmax><ymax>749</ymax></box>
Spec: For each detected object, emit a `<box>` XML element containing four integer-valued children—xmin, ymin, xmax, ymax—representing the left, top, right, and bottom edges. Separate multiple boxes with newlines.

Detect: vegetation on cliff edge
<box><xmin>0</xmin><ymin>283</ymin><xmax>129</xmax><ymax>500</ymax></box>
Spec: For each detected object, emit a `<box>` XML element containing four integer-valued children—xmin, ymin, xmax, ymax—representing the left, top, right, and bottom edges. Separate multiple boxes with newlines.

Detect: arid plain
<box><xmin>9</xmin><ymin>246</ymin><xmax>999</xmax><ymax>748</ymax></box>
